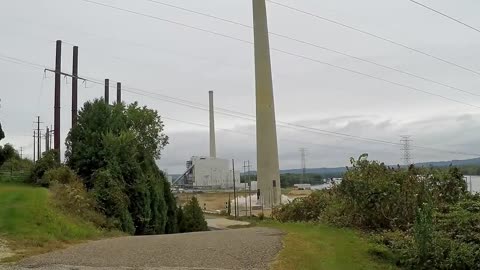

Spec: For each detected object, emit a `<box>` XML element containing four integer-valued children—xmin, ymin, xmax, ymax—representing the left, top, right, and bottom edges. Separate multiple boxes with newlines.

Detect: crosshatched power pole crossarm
<box><xmin>253</xmin><ymin>0</ymin><xmax>281</xmax><ymax>207</ymax></box>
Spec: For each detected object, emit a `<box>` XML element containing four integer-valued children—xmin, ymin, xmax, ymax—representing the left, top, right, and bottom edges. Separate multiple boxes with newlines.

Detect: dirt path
<box><xmin>3</xmin><ymin>228</ymin><xmax>283</xmax><ymax>270</ymax></box>
<box><xmin>0</xmin><ymin>239</ymin><xmax>13</xmax><ymax>262</ymax></box>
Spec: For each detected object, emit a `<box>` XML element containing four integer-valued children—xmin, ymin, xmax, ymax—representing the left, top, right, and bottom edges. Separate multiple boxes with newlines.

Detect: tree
<box><xmin>0</xmin><ymin>122</ymin><xmax>4</xmax><ymax>142</ymax></box>
<box><xmin>65</xmin><ymin>99</ymin><xmax>174</xmax><ymax>235</ymax></box>
<box><xmin>28</xmin><ymin>150</ymin><xmax>60</xmax><ymax>186</ymax></box>
<box><xmin>182</xmin><ymin>197</ymin><xmax>208</xmax><ymax>232</ymax></box>
<box><xmin>0</xmin><ymin>144</ymin><xmax>19</xmax><ymax>168</ymax></box>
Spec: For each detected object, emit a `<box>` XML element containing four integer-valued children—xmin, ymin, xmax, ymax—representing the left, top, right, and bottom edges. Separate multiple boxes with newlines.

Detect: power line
<box><xmin>266</xmin><ymin>0</ymin><xmax>480</xmax><ymax>77</ymax></box>
<box><xmin>74</xmin><ymin>0</ymin><xmax>480</xmax><ymax>108</ymax></box>
<box><xmin>2</xmin><ymin>52</ymin><xmax>479</xmax><ymax>157</ymax></box>
<box><xmin>408</xmin><ymin>0</ymin><xmax>480</xmax><ymax>34</ymax></box>
<box><xmin>117</xmin><ymin>82</ymin><xmax>480</xmax><ymax>157</ymax></box>
<box><xmin>144</xmin><ymin>0</ymin><xmax>480</xmax><ymax>97</ymax></box>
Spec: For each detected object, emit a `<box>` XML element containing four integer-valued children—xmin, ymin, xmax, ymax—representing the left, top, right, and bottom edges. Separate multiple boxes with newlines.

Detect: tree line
<box><xmin>1</xmin><ymin>99</ymin><xmax>208</xmax><ymax>235</ymax></box>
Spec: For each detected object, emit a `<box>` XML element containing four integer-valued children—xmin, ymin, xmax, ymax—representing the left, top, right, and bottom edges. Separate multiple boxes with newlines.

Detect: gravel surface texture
<box><xmin>2</xmin><ymin>227</ymin><xmax>283</xmax><ymax>270</ymax></box>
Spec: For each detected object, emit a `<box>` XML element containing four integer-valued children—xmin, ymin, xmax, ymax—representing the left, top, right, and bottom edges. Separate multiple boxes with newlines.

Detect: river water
<box><xmin>312</xmin><ymin>176</ymin><xmax>480</xmax><ymax>194</ymax></box>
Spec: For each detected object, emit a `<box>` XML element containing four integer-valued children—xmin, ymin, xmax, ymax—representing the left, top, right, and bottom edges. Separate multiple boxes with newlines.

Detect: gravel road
<box><xmin>2</xmin><ymin>227</ymin><xmax>283</xmax><ymax>270</ymax></box>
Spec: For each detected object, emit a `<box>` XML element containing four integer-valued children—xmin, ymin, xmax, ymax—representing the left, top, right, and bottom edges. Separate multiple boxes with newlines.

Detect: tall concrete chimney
<box><xmin>209</xmin><ymin>91</ymin><xmax>217</xmax><ymax>158</ymax></box>
<box><xmin>253</xmin><ymin>0</ymin><xmax>281</xmax><ymax>207</ymax></box>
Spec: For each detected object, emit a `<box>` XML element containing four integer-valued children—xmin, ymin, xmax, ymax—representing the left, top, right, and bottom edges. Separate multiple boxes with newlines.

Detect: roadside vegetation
<box><xmin>0</xmin><ymin>182</ymin><xmax>118</xmax><ymax>262</ymax></box>
<box><xmin>0</xmin><ymin>100</ymin><xmax>208</xmax><ymax>260</ymax></box>
<box><xmin>271</xmin><ymin>154</ymin><xmax>480</xmax><ymax>269</ymax></box>
<box><xmin>265</xmin><ymin>222</ymin><xmax>397</xmax><ymax>270</ymax></box>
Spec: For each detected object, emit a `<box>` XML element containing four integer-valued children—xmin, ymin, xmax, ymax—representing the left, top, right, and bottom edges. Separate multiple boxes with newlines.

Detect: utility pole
<box><xmin>45</xmin><ymin>127</ymin><xmax>49</xmax><ymax>152</ymax></box>
<box><xmin>253</xmin><ymin>0</ymin><xmax>281</xmax><ymax>207</ymax></box>
<box><xmin>243</xmin><ymin>161</ymin><xmax>248</xmax><ymax>216</ymax></box>
<box><xmin>50</xmin><ymin>125</ymin><xmax>53</xmax><ymax>151</ymax></box>
<box><xmin>54</xmin><ymin>40</ymin><xmax>62</xmax><ymax>161</ymax></box>
<box><xmin>400</xmin><ymin>135</ymin><xmax>413</xmax><ymax>166</ymax></box>
<box><xmin>300</xmin><ymin>148</ymin><xmax>307</xmax><ymax>184</ymax></box>
<box><xmin>232</xmin><ymin>159</ymin><xmax>237</xmax><ymax>219</ymax></box>
<box><xmin>105</xmin><ymin>79</ymin><xmax>110</xmax><ymax>104</ymax></box>
<box><xmin>20</xmin><ymin>147</ymin><xmax>23</xmax><ymax>159</ymax></box>
<box><xmin>45</xmin><ymin>127</ymin><xmax>50</xmax><ymax>152</ymax></box>
<box><xmin>72</xmin><ymin>46</ymin><xmax>78</xmax><ymax>128</ymax></box>
<box><xmin>33</xmin><ymin>130</ymin><xmax>36</xmax><ymax>162</ymax></box>
<box><xmin>247</xmin><ymin>160</ymin><xmax>252</xmax><ymax>217</ymax></box>
<box><xmin>117</xmin><ymin>82</ymin><xmax>122</xmax><ymax>104</ymax></box>
<box><xmin>36</xmin><ymin>116</ymin><xmax>42</xmax><ymax>159</ymax></box>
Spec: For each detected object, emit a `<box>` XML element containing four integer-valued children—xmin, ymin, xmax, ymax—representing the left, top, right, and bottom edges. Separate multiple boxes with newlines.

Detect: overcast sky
<box><xmin>1</xmin><ymin>0</ymin><xmax>480</xmax><ymax>173</ymax></box>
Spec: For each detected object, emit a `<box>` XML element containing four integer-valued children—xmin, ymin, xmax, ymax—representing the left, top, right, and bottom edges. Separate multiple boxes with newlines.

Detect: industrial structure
<box><xmin>173</xmin><ymin>91</ymin><xmax>240</xmax><ymax>189</ymax></box>
<box><xmin>400</xmin><ymin>135</ymin><xmax>413</xmax><ymax>166</ymax></box>
<box><xmin>253</xmin><ymin>0</ymin><xmax>281</xmax><ymax>207</ymax></box>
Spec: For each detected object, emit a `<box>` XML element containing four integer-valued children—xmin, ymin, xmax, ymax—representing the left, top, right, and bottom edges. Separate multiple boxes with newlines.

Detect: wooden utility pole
<box><xmin>36</xmin><ymin>116</ymin><xmax>42</xmax><ymax>159</ymax></box>
<box><xmin>72</xmin><ymin>46</ymin><xmax>78</xmax><ymax>127</ymax></box>
<box><xmin>232</xmin><ymin>159</ymin><xmax>237</xmax><ymax>218</ymax></box>
<box><xmin>247</xmin><ymin>160</ymin><xmax>252</xmax><ymax>217</ymax></box>
<box><xmin>105</xmin><ymin>79</ymin><xmax>110</xmax><ymax>104</ymax></box>
<box><xmin>45</xmin><ymin>127</ymin><xmax>49</xmax><ymax>152</ymax></box>
<box><xmin>54</xmin><ymin>40</ymin><xmax>62</xmax><ymax>161</ymax></box>
<box><xmin>33</xmin><ymin>130</ymin><xmax>36</xmax><ymax>162</ymax></box>
<box><xmin>116</xmin><ymin>82</ymin><xmax>122</xmax><ymax>104</ymax></box>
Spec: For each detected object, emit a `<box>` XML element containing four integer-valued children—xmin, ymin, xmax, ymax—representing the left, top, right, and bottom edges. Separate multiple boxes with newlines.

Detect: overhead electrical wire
<box><xmin>83</xmin><ymin>76</ymin><xmax>480</xmax><ymax>157</ymax></box>
<box><xmin>144</xmin><ymin>0</ymin><xmax>480</xmax><ymax>97</ymax></box>
<box><xmin>408</xmin><ymin>0</ymin><xmax>480</xmax><ymax>34</ymax></box>
<box><xmin>76</xmin><ymin>0</ymin><xmax>480</xmax><ymax>109</ymax></box>
<box><xmin>266</xmin><ymin>0</ymin><xmax>480</xmax><ymax>77</ymax></box>
<box><xmin>161</xmin><ymin>116</ymin><xmax>399</xmax><ymax>155</ymax></box>
<box><xmin>2</xmin><ymin>51</ymin><xmax>479</xmax><ymax>157</ymax></box>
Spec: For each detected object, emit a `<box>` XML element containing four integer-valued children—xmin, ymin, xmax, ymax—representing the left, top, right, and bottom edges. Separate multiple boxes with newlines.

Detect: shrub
<box><xmin>40</xmin><ymin>166</ymin><xmax>77</xmax><ymax>186</ymax></box>
<box><xmin>28</xmin><ymin>150</ymin><xmax>60</xmax><ymax>186</ymax></box>
<box><xmin>272</xmin><ymin>190</ymin><xmax>331</xmax><ymax>222</ymax></box>
<box><xmin>181</xmin><ymin>197</ymin><xmax>208</xmax><ymax>232</ymax></box>
<box><xmin>91</xmin><ymin>169</ymin><xmax>134</xmax><ymax>234</ymax></box>
<box><xmin>48</xmin><ymin>167</ymin><xmax>108</xmax><ymax>228</ymax></box>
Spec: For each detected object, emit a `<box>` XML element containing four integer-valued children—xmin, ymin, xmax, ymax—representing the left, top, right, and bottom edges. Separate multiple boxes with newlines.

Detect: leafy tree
<box><xmin>0</xmin><ymin>144</ymin><xmax>18</xmax><ymax>168</ymax></box>
<box><xmin>65</xmin><ymin>99</ymin><xmax>175</xmax><ymax>235</ymax></box>
<box><xmin>182</xmin><ymin>197</ymin><xmax>208</xmax><ymax>232</ymax></box>
<box><xmin>0</xmin><ymin>122</ymin><xmax>4</xmax><ymax>142</ymax></box>
<box><xmin>164</xmin><ymin>180</ymin><xmax>178</xmax><ymax>234</ymax></box>
<box><xmin>177</xmin><ymin>206</ymin><xmax>186</xmax><ymax>233</ymax></box>
<box><xmin>28</xmin><ymin>150</ymin><xmax>60</xmax><ymax>186</ymax></box>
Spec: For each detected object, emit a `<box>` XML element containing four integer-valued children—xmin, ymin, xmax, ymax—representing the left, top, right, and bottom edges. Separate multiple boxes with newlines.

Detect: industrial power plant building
<box><xmin>172</xmin><ymin>91</ymin><xmax>241</xmax><ymax>189</ymax></box>
<box><xmin>181</xmin><ymin>156</ymin><xmax>241</xmax><ymax>189</ymax></box>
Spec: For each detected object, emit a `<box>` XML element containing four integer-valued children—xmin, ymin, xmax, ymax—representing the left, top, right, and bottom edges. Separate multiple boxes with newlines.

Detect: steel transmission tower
<box><xmin>400</xmin><ymin>136</ymin><xmax>413</xmax><ymax>166</ymax></box>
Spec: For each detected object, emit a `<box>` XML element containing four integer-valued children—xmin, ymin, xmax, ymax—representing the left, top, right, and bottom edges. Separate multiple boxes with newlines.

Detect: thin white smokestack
<box><xmin>209</xmin><ymin>91</ymin><xmax>216</xmax><ymax>158</ymax></box>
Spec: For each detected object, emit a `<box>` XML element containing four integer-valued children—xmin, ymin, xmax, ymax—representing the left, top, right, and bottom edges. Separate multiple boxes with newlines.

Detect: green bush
<box><xmin>40</xmin><ymin>166</ymin><xmax>77</xmax><ymax>186</ymax></box>
<box><xmin>64</xmin><ymin>100</ymin><xmax>181</xmax><ymax>235</ymax></box>
<box><xmin>28</xmin><ymin>150</ymin><xmax>60</xmax><ymax>186</ymax></box>
<box><xmin>181</xmin><ymin>197</ymin><xmax>208</xmax><ymax>232</ymax></box>
<box><xmin>92</xmin><ymin>169</ymin><xmax>134</xmax><ymax>234</ymax></box>
<box><xmin>42</xmin><ymin>166</ymin><xmax>109</xmax><ymax>228</ymax></box>
<box><xmin>272</xmin><ymin>190</ymin><xmax>331</xmax><ymax>222</ymax></box>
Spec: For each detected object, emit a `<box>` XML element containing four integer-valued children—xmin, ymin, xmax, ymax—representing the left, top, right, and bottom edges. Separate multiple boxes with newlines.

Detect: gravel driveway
<box><xmin>2</xmin><ymin>227</ymin><xmax>283</xmax><ymax>270</ymax></box>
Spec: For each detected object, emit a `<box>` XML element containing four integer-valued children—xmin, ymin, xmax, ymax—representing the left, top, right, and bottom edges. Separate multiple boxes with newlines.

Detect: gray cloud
<box><xmin>1</xmin><ymin>0</ymin><xmax>480</xmax><ymax>173</ymax></box>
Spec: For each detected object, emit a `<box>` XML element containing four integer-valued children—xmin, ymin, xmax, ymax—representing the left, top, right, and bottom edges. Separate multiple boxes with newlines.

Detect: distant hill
<box><xmin>280</xmin><ymin>157</ymin><xmax>480</xmax><ymax>176</ymax></box>
<box><xmin>170</xmin><ymin>158</ymin><xmax>480</xmax><ymax>178</ymax></box>
<box><xmin>280</xmin><ymin>167</ymin><xmax>347</xmax><ymax>176</ymax></box>
<box><xmin>415</xmin><ymin>157</ymin><xmax>480</xmax><ymax>168</ymax></box>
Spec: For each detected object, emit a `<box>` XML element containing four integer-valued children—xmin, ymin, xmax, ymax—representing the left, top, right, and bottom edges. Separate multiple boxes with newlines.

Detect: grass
<box><xmin>262</xmin><ymin>222</ymin><xmax>398</xmax><ymax>270</ymax></box>
<box><xmin>0</xmin><ymin>182</ymin><xmax>119</xmax><ymax>262</ymax></box>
